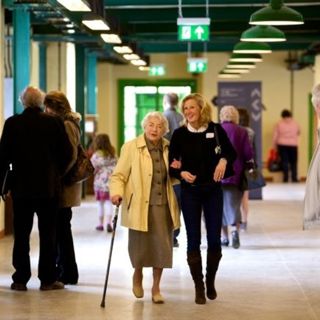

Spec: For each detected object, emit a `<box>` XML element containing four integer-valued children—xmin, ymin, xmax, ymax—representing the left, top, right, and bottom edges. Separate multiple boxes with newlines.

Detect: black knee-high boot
<box><xmin>206</xmin><ymin>250</ymin><xmax>222</xmax><ymax>300</ymax></box>
<box><xmin>187</xmin><ymin>251</ymin><xmax>206</xmax><ymax>304</ymax></box>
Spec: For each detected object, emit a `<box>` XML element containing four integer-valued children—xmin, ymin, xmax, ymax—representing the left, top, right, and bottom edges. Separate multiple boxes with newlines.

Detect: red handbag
<box><xmin>267</xmin><ymin>148</ymin><xmax>282</xmax><ymax>172</ymax></box>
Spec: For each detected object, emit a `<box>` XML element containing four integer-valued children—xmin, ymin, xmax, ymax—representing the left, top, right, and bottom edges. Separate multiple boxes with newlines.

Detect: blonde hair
<box><xmin>141</xmin><ymin>111</ymin><xmax>169</xmax><ymax>136</ymax></box>
<box><xmin>219</xmin><ymin>105</ymin><xmax>239</xmax><ymax>124</ymax></box>
<box><xmin>181</xmin><ymin>93</ymin><xmax>212</xmax><ymax>127</ymax></box>
<box><xmin>311</xmin><ymin>84</ymin><xmax>320</xmax><ymax>109</ymax></box>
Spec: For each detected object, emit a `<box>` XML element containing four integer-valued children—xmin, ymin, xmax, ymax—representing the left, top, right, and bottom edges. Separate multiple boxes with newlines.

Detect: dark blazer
<box><xmin>0</xmin><ymin>107</ymin><xmax>72</xmax><ymax>199</ymax></box>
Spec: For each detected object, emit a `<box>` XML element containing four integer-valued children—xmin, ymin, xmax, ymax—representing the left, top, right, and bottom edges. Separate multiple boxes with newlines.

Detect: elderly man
<box><xmin>0</xmin><ymin>86</ymin><xmax>72</xmax><ymax>291</ymax></box>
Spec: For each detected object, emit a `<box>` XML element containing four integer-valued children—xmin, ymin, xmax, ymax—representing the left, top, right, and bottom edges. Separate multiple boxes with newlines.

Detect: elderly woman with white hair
<box><xmin>304</xmin><ymin>84</ymin><xmax>320</xmax><ymax>229</ymax></box>
<box><xmin>110</xmin><ymin>111</ymin><xmax>180</xmax><ymax>304</ymax></box>
<box><xmin>220</xmin><ymin>105</ymin><xmax>254</xmax><ymax>249</ymax></box>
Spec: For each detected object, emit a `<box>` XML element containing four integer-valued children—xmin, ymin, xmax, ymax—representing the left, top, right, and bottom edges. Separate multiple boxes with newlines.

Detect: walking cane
<box><xmin>100</xmin><ymin>203</ymin><xmax>121</xmax><ymax>308</ymax></box>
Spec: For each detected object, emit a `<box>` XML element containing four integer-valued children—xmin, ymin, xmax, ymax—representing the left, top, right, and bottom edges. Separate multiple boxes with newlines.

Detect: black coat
<box><xmin>0</xmin><ymin>107</ymin><xmax>73</xmax><ymax>199</ymax></box>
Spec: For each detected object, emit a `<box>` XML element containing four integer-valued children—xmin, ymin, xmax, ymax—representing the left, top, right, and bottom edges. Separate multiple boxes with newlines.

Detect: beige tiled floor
<box><xmin>1</xmin><ymin>183</ymin><xmax>320</xmax><ymax>320</ymax></box>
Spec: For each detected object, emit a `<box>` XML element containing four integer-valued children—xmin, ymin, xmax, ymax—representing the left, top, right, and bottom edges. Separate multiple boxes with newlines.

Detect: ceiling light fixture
<box><xmin>131</xmin><ymin>59</ymin><xmax>147</xmax><ymax>66</ymax></box>
<box><xmin>233</xmin><ymin>41</ymin><xmax>272</xmax><ymax>54</ymax></box>
<box><xmin>241</xmin><ymin>25</ymin><xmax>286</xmax><ymax>42</ymax></box>
<box><xmin>113</xmin><ymin>46</ymin><xmax>133</xmax><ymax>54</ymax></box>
<box><xmin>229</xmin><ymin>53</ymin><xmax>263</xmax><ymax>62</ymax></box>
<box><xmin>218</xmin><ymin>72</ymin><xmax>241</xmax><ymax>79</ymax></box>
<box><xmin>82</xmin><ymin>19</ymin><xmax>109</xmax><ymax>31</ymax></box>
<box><xmin>227</xmin><ymin>62</ymin><xmax>256</xmax><ymax>69</ymax></box>
<box><xmin>123</xmin><ymin>54</ymin><xmax>140</xmax><ymax>61</ymax></box>
<box><xmin>101</xmin><ymin>34</ymin><xmax>122</xmax><ymax>44</ymax></box>
<box><xmin>223</xmin><ymin>69</ymin><xmax>250</xmax><ymax>74</ymax></box>
<box><xmin>250</xmin><ymin>0</ymin><xmax>304</xmax><ymax>26</ymax></box>
<box><xmin>57</xmin><ymin>0</ymin><xmax>91</xmax><ymax>12</ymax></box>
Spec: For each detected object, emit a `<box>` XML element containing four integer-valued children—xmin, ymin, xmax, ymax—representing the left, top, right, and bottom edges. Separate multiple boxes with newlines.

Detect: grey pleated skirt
<box><xmin>222</xmin><ymin>185</ymin><xmax>243</xmax><ymax>226</ymax></box>
<box><xmin>128</xmin><ymin>204</ymin><xmax>173</xmax><ymax>268</ymax></box>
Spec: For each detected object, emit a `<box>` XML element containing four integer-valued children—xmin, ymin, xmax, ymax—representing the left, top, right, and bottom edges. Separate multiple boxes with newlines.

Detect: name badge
<box><xmin>206</xmin><ymin>132</ymin><xmax>214</xmax><ymax>139</ymax></box>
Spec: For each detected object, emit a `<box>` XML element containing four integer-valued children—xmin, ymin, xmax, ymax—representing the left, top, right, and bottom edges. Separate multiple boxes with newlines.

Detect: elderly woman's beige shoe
<box><xmin>152</xmin><ymin>293</ymin><xmax>164</xmax><ymax>304</ymax></box>
<box><xmin>132</xmin><ymin>284</ymin><xmax>144</xmax><ymax>298</ymax></box>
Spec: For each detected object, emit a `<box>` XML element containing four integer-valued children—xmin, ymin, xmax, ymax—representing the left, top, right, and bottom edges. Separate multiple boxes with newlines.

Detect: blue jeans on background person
<box><xmin>173</xmin><ymin>184</ymin><xmax>181</xmax><ymax>247</ymax></box>
<box><xmin>180</xmin><ymin>183</ymin><xmax>223</xmax><ymax>253</ymax></box>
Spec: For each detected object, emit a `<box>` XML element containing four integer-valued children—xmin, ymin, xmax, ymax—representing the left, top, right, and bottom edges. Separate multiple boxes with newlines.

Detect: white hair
<box><xmin>19</xmin><ymin>86</ymin><xmax>45</xmax><ymax>109</ymax></box>
<box><xmin>219</xmin><ymin>105</ymin><xmax>239</xmax><ymax>124</ymax></box>
<box><xmin>141</xmin><ymin>111</ymin><xmax>169</xmax><ymax>135</ymax></box>
<box><xmin>311</xmin><ymin>84</ymin><xmax>320</xmax><ymax>109</ymax></box>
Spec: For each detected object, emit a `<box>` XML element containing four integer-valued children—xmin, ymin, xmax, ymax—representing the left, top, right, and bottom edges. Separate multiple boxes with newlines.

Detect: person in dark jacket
<box><xmin>169</xmin><ymin>93</ymin><xmax>236</xmax><ymax>305</ymax></box>
<box><xmin>0</xmin><ymin>86</ymin><xmax>72</xmax><ymax>291</ymax></box>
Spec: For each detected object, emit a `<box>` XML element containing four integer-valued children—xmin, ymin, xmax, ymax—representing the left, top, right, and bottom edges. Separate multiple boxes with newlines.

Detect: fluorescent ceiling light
<box><xmin>113</xmin><ymin>46</ymin><xmax>133</xmax><ymax>54</ymax></box>
<box><xmin>241</xmin><ymin>25</ymin><xmax>286</xmax><ymax>42</ymax></box>
<box><xmin>123</xmin><ymin>54</ymin><xmax>140</xmax><ymax>60</ymax></box>
<box><xmin>139</xmin><ymin>66</ymin><xmax>150</xmax><ymax>71</ymax></box>
<box><xmin>82</xmin><ymin>19</ymin><xmax>110</xmax><ymax>31</ymax></box>
<box><xmin>250</xmin><ymin>0</ymin><xmax>304</xmax><ymax>26</ymax></box>
<box><xmin>227</xmin><ymin>62</ymin><xmax>256</xmax><ymax>69</ymax></box>
<box><xmin>101</xmin><ymin>34</ymin><xmax>122</xmax><ymax>44</ymax></box>
<box><xmin>131</xmin><ymin>59</ymin><xmax>147</xmax><ymax>66</ymax></box>
<box><xmin>218</xmin><ymin>73</ymin><xmax>241</xmax><ymax>79</ymax></box>
<box><xmin>233</xmin><ymin>42</ymin><xmax>272</xmax><ymax>54</ymax></box>
<box><xmin>57</xmin><ymin>0</ymin><xmax>91</xmax><ymax>12</ymax></box>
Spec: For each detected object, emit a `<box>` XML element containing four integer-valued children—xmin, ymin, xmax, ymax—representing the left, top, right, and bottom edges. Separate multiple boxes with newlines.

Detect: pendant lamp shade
<box><xmin>241</xmin><ymin>25</ymin><xmax>286</xmax><ymax>42</ymax></box>
<box><xmin>249</xmin><ymin>0</ymin><xmax>304</xmax><ymax>26</ymax></box>
<box><xmin>223</xmin><ymin>69</ymin><xmax>250</xmax><ymax>74</ymax></box>
<box><xmin>230</xmin><ymin>53</ymin><xmax>263</xmax><ymax>62</ymax></box>
<box><xmin>218</xmin><ymin>72</ymin><xmax>241</xmax><ymax>79</ymax></box>
<box><xmin>227</xmin><ymin>62</ymin><xmax>256</xmax><ymax>69</ymax></box>
<box><xmin>233</xmin><ymin>41</ymin><xmax>272</xmax><ymax>54</ymax></box>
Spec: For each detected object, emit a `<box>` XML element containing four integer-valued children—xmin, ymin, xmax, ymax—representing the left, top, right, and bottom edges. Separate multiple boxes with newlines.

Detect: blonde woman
<box><xmin>219</xmin><ymin>106</ymin><xmax>254</xmax><ymax>249</ymax></box>
<box><xmin>110</xmin><ymin>111</ymin><xmax>180</xmax><ymax>304</ymax></box>
<box><xmin>169</xmin><ymin>93</ymin><xmax>236</xmax><ymax>304</ymax></box>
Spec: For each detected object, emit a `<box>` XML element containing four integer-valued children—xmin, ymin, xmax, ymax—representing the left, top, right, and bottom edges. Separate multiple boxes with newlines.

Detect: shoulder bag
<box><xmin>64</xmin><ymin>144</ymin><xmax>94</xmax><ymax>185</ymax></box>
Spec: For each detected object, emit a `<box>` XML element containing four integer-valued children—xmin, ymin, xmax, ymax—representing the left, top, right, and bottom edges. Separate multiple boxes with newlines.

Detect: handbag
<box><xmin>213</xmin><ymin>125</ymin><xmax>234</xmax><ymax>179</ymax></box>
<box><xmin>267</xmin><ymin>148</ymin><xmax>282</xmax><ymax>172</ymax></box>
<box><xmin>64</xmin><ymin>144</ymin><xmax>94</xmax><ymax>185</ymax></box>
<box><xmin>240</xmin><ymin>167</ymin><xmax>266</xmax><ymax>191</ymax></box>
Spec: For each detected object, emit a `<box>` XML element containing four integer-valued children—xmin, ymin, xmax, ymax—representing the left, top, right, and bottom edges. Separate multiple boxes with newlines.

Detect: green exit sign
<box><xmin>187</xmin><ymin>58</ymin><xmax>208</xmax><ymax>73</ymax></box>
<box><xmin>149</xmin><ymin>65</ymin><xmax>166</xmax><ymax>76</ymax></box>
<box><xmin>177</xmin><ymin>18</ymin><xmax>210</xmax><ymax>42</ymax></box>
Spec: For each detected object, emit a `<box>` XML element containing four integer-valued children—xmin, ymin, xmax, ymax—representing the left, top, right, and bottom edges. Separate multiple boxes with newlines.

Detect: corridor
<box><xmin>0</xmin><ymin>183</ymin><xmax>319</xmax><ymax>320</ymax></box>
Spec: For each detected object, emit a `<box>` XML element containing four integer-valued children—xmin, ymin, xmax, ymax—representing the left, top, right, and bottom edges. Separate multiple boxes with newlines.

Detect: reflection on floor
<box><xmin>1</xmin><ymin>183</ymin><xmax>320</xmax><ymax>320</ymax></box>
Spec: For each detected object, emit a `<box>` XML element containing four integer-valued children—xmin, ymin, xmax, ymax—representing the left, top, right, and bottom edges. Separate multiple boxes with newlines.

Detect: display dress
<box><xmin>304</xmin><ymin>129</ymin><xmax>320</xmax><ymax>229</ymax></box>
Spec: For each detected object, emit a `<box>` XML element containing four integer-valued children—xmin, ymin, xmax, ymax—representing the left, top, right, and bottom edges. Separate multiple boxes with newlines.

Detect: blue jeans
<box><xmin>173</xmin><ymin>184</ymin><xmax>181</xmax><ymax>241</ymax></box>
<box><xmin>181</xmin><ymin>183</ymin><xmax>223</xmax><ymax>253</ymax></box>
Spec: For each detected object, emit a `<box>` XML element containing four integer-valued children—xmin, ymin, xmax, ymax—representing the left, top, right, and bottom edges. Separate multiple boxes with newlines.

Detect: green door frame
<box><xmin>118</xmin><ymin>79</ymin><xmax>197</xmax><ymax>149</ymax></box>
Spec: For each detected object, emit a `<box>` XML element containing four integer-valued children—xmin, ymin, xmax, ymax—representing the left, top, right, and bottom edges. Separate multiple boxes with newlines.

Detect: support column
<box><xmin>13</xmin><ymin>6</ymin><xmax>30</xmax><ymax>114</ymax></box>
<box><xmin>39</xmin><ymin>42</ymin><xmax>47</xmax><ymax>92</ymax></box>
<box><xmin>75</xmin><ymin>44</ymin><xmax>86</xmax><ymax>145</ymax></box>
<box><xmin>86</xmin><ymin>53</ymin><xmax>97</xmax><ymax>115</ymax></box>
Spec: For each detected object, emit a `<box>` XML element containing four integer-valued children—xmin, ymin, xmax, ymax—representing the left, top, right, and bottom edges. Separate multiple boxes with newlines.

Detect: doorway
<box><xmin>118</xmin><ymin>79</ymin><xmax>197</xmax><ymax>148</ymax></box>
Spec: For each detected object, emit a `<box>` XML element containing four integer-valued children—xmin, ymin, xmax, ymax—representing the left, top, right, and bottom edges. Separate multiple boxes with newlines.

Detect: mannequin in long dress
<box><xmin>303</xmin><ymin>83</ymin><xmax>320</xmax><ymax>229</ymax></box>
